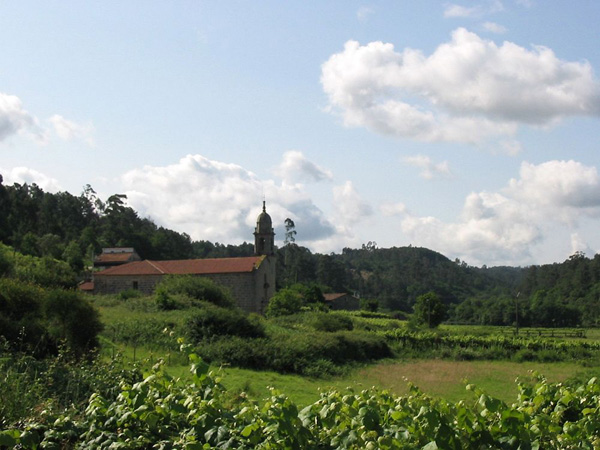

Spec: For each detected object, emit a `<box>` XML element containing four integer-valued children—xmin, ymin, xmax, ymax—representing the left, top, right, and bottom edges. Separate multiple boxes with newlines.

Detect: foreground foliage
<box><xmin>2</xmin><ymin>342</ymin><xmax>600</xmax><ymax>449</ymax></box>
<box><xmin>0</xmin><ymin>278</ymin><xmax>102</xmax><ymax>357</ymax></box>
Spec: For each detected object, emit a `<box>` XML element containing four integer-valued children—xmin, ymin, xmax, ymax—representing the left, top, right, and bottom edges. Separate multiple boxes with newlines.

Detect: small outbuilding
<box><xmin>94</xmin><ymin>247</ymin><xmax>141</xmax><ymax>271</ymax></box>
<box><xmin>323</xmin><ymin>293</ymin><xmax>360</xmax><ymax>311</ymax></box>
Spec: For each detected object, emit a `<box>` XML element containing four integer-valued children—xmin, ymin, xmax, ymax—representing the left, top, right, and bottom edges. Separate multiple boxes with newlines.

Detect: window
<box><xmin>132</xmin><ymin>281</ymin><xmax>139</xmax><ymax>290</ymax></box>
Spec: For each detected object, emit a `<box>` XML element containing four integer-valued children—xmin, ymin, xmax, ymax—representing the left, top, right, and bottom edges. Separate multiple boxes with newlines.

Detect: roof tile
<box><xmin>95</xmin><ymin>256</ymin><xmax>265</xmax><ymax>276</ymax></box>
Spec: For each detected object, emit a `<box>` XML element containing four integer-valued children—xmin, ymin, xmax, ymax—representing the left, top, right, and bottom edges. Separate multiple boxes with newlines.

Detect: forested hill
<box><xmin>2</xmin><ymin>179</ymin><xmax>600</xmax><ymax>325</ymax></box>
<box><xmin>336</xmin><ymin>246</ymin><xmax>524</xmax><ymax>311</ymax></box>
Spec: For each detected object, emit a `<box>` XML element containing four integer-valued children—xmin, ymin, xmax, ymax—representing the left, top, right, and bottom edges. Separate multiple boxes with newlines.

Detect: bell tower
<box><xmin>254</xmin><ymin>201</ymin><xmax>275</xmax><ymax>256</ymax></box>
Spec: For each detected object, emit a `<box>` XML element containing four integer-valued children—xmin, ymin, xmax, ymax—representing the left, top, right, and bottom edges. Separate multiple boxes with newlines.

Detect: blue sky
<box><xmin>1</xmin><ymin>1</ymin><xmax>599</xmax><ymax>266</ymax></box>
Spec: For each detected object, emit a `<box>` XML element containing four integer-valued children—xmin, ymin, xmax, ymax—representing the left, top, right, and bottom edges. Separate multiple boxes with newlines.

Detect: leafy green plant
<box><xmin>4</xmin><ymin>347</ymin><xmax>600</xmax><ymax>449</ymax></box>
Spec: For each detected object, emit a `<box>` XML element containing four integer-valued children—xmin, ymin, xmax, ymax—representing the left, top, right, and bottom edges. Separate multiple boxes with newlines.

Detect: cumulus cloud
<box><xmin>506</xmin><ymin>160</ymin><xmax>600</xmax><ymax>221</ymax></box>
<box><xmin>0</xmin><ymin>92</ymin><xmax>92</xmax><ymax>146</ymax></box>
<box><xmin>49</xmin><ymin>114</ymin><xmax>95</xmax><ymax>146</ymax></box>
<box><xmin>321</xmin><ymin>28</ymin><xmax>600</xmax><ymax>145</ymax></box>
<box><xmin>121</xmin><ymin>154</ymin><xmax>336</xmax><ymax>246</ymax></box>
<box><xmin>332</xmin><ymin>181</ymin><xmax>373</xmax><ymax>224</ymax></box>
<box><xmin>0</xmin><ymin>93</ymin><xmax>38</xmax><ymax>142</ymax></box>
<box><xmin>399</xmin><ymin>159</ymin><xmax>600</xmax><ymax>265</ymax></box>
<box><xmin>274</xmin><ymin>150</ymin><xmax>333</xmax><ymax>184</ymax></box>
<box><xmin>1</xmin><ymin>166</ymin><xmax>62</xmax><ymax>192</ymax></box>
<box><xmin>402</xmin><ymin>154</ymin><xmax>451</xmax><ymax>179</ymax></box>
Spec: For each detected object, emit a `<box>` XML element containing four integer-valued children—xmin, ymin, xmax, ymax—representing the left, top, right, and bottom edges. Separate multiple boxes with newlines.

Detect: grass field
<box><xmin>156</xmin><ymin>354</ymin><xmax>598</xmax><ymax>407</ymax></box>
<box><xmin>90</xmin><ymin>294</ymin><xmax>600</xmax><ymax>407</ymax></box>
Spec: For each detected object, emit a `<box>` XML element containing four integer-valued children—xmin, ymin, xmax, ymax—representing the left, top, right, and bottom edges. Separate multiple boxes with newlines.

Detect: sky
<box><xmin>1</xmin><ymin>1</ymin><xmax>599</xmax><ymax>267</ymax></box>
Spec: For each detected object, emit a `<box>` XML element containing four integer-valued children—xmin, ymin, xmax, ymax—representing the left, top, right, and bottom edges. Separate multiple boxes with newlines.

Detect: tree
<box><xmin>284</xmin><ymin>218</ymin><xmax>297</xmax><ymax>246</ymax></box>
<box><xmin>413</xmin><ymin>291</ymin><xmax>446</xmax><ymax>328</ymax></box>
<box><xmin>360</xmin><ymin>297</ymin><xmax>379</xmax><ymax>312</ymax></box>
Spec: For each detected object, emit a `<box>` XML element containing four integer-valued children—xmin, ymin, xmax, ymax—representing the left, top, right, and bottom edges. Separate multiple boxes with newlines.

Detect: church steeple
<box><xmin>254</xmin><ymin>201</ymin><xmax>275</xmax><ymax>256</ymax></box>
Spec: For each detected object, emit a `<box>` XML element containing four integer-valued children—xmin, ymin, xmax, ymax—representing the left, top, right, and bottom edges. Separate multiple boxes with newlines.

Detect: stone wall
<box><xmin>93</xmin><ymin>274</ymin><xmax>163</xmax><ymax>295</ymax></box>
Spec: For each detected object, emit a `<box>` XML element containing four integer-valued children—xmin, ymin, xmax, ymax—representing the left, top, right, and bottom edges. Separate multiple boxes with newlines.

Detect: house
<box><xmin>91</xmin><ymin>202</ymin><xmax>276</xmax><ymax>314</ymax></box>
<box><xmin>323</xmin><ymin>293</ymin><xmax>360</xmax><ymax>311</ymax></box>
<box><xmin>93</xmin><ymin>247</ymin><xmax>141</xmax><ymax>271</ymax></box>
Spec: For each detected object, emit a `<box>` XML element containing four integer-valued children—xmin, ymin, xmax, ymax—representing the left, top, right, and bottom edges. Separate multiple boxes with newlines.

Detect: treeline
<box><xmin>453</xmin><ymin>252</ymin><xmax>600</xmax><ymax>327</ymax></box>
<box><xmin>3</xmin><ymin>178</ymin><xmax>600</xmax><ymax>326</ymax></box>
<box><xmin>278</xmin><ymin>243</ymin><xmax>523</xmax><ymax>311</ymax></box>
<box><xmin>0</xmin><ymin>178</ymin><xmax>256</xmax><ymax>273</ymax></box>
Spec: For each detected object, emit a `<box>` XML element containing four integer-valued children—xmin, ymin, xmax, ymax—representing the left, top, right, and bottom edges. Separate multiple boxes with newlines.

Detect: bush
<box><xmin>14</xmin><ymin>254</ymin><xmax>77</xmax><ymax>288</ymax></box>
<box><xmin>0</xmin><ymin>279</ymin><xmax>48</xmax><ymax>354</ymax></box>
<box><xmin>196</xmin><ymin>330</ymin><xmax>391</xmax><ymax>377</ymax></box>
<box><xmin>307</xmin><ymin>312</ymin><xmax>353</xmax><ymax>332</ymax></box>
<box><xmin>266</xmin><ymin>288</ymin><xmax>304</xmax><ymax>317</ymax></box>
<box><xmin>155</xmin><ymin>276</ymin><xmax>235</xmax><ymax>309</ymax></box>
<box><xmin>185</xmin><ymin>304</ymin><xmax>266</xmax><ymax>342</ymax></box>
<box><xmin>0</xmin><ymin>279</ymin><xmax>103</xmax><ymax>357</ymax></box>
<box><xmin>43</xmin><ymin>289</ymin><xmax>103</xmax><ymax>356</ymax></box>
<box><xmin>117</xmin><ymin>289</ymin><xmax>143</xmax><ymax>300</ymax></box>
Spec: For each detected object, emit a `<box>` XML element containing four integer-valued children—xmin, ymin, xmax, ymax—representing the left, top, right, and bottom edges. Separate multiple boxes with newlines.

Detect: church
<box><xmin>91</xmin><ymin>202</ymin><xmax>276</xmax><ymax>314</ymax></box>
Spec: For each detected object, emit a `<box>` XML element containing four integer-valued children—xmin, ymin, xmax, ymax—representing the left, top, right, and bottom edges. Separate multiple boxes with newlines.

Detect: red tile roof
<box><xmin>95</xmin><ymin>256</ymin><xmax>265</xmax><ymax>276</ymax></box>
<box><xmin>79</xmin><ymin>281</ymin><xmax>95</xmax><ymax>291</ymax></box>
<box><xmin>95</xmin><ymin>253</ymin><xmax>138</xmax><ymax>263</ymax></box>
<box><xmin>323</xmin><ymin>293</ymin><xmax>349</xmax><ymax>302</ymax></box>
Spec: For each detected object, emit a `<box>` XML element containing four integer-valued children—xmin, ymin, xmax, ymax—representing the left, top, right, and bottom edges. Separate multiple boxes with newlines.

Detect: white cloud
<box><xmin>402</xmin><ymin>154</ymin><xmax>451</xmax><ymax>179</ymax></box>
<box><xmin>49</xmin><ymin>114</ymin><xmax>95</xmax><ymax>146</ymax></box>
<box><xmin>357</xmin><ymin>6</ymin><xmax>374</xmax><ymax>22</ymax></box>
<box><xmin>332</xmin><ymin>180</ymin><xmax>373</xmax><ymax>224</ymax></box>
<box><xmin>380</xmin><ymin>202</ymin><xmax>406</xmax><ymax>216</ymax></box>
<box><xmin>399</xmin><ymin>160</ymin><xmax>600</xmax><ymax>265</ymax></box>
<box><xmin>444</xmin><ymin>4</ymin><xmax>482</xmax><ymax>18</ymax></box>
<box><xmin>506</xmin><ymin>160</ymin><xmax>600</xmax><ymax>220</ymax></box>
<box><xmin>443</xmin><ymin>1</ymin><xmax>504</xmax><ymax>18</ymax></box>
<box><xmin>1</xmin><ymin>166</ymin><xmax>62</xmax><ymax>192</ymax></box>
<box><xmin>482</xmin><ymin>21</ymin><xmax>507</xmax><ymax>34</ymax></box>
<box><xmin>121</xmin><ymin>154</ymin><xmax>336</xmax><ymax>246</ymax></box>
<box><xmin>274</xmin><ymin>150</ymin><xmax>333</xmax><ymax>184</ymax></box>
<box><xmin>0</xmin><ymin>93</ymin><xmax>38</xmax><ymax>142</ymax></box>
<box><xmin>321</xmin><ymin>28</ymin><xmax>600</xmax><ymax>145</ymax></box>
<box><xmin>570</xmin><ymin>232</ymin><xmax>595</xmax><ymax>257</ymax></box>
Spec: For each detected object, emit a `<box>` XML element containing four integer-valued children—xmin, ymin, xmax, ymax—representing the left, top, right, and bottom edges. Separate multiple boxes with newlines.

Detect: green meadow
<box><xmin>90</xmin><ymin>293</ymin><xmax>600</xmax><ymax>407</ymax></box>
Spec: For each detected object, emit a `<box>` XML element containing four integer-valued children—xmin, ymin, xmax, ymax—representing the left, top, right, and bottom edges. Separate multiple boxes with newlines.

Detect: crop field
<box><xmin>89</xmin><ymin>294</ymin><xmax>600</xmax><ymax>406</ymax></box>
<box><xmin>4</xmin><ymin>292</ymin><xmax>600</xmax><ymax>448</ymax></box>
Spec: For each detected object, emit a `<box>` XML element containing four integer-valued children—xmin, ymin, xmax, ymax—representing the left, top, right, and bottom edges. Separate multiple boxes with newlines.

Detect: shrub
<box><xmin>185</xmin><ymin>305</ymin><xmax>266</xmax><ymax>342</ymax></box>
<box><xmin>117</xmin><ymin>288</ymin><xmax>143</xmax><ymax>300</ymax></box>
<box><xmin>196</xmin><ymin>330</ymin><xmax>391</xmax><ymax>377</ymax></box>
<box><xmin>13</xmin><ymin>254</ymin><xmax>77</xmax><ymax>288</ymax></box>
<box><xmin>0</xmin><ymin>279</ymin><xmax>103</xmax><ymax>357</ymax></box>
<box><xmin>0</xmin><ymin>279</ymin><xmax>48</xmax><ymax>354</ymax></box>
<box><xmin>307</xmin><ymin>312</ymin><xmax>353</xmax><ymax>332</ymax></box>
<box><xmin>43</xmin><ymin>289</ymin><xmax>103</xmax><ymax>356</ymax></box>
<box><xmin>155</xmin><ymin>275</ymin><xmax>235</xmax><ymax>309</ymax></box>
<box><xmin>266</xmin><ymin>288</ymin><xmax>304</xmax><ymax>317</ymax></box>
<box><xmin>513</xmin><ymin>349</ymin><xmax>537</xmax><ymax>362</ymax></box>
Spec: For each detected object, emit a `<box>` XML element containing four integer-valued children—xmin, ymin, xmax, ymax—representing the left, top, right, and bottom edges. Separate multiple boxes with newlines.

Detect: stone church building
<box><xmin>92</xmin><ymin>202</ymin><xmax>276</xmax><ymax>314</ymax></box>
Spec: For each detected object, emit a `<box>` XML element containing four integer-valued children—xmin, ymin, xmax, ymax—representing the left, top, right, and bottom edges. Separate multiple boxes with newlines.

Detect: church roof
<box><xmin>95</xmin><ymin>255</ymin><xmax>265</xmax><ymax>276</ymax></box>
<box><xmin>255</xmin><ymin>200</ymin><xmax>273</xmax><ymax>233</ymax></box>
